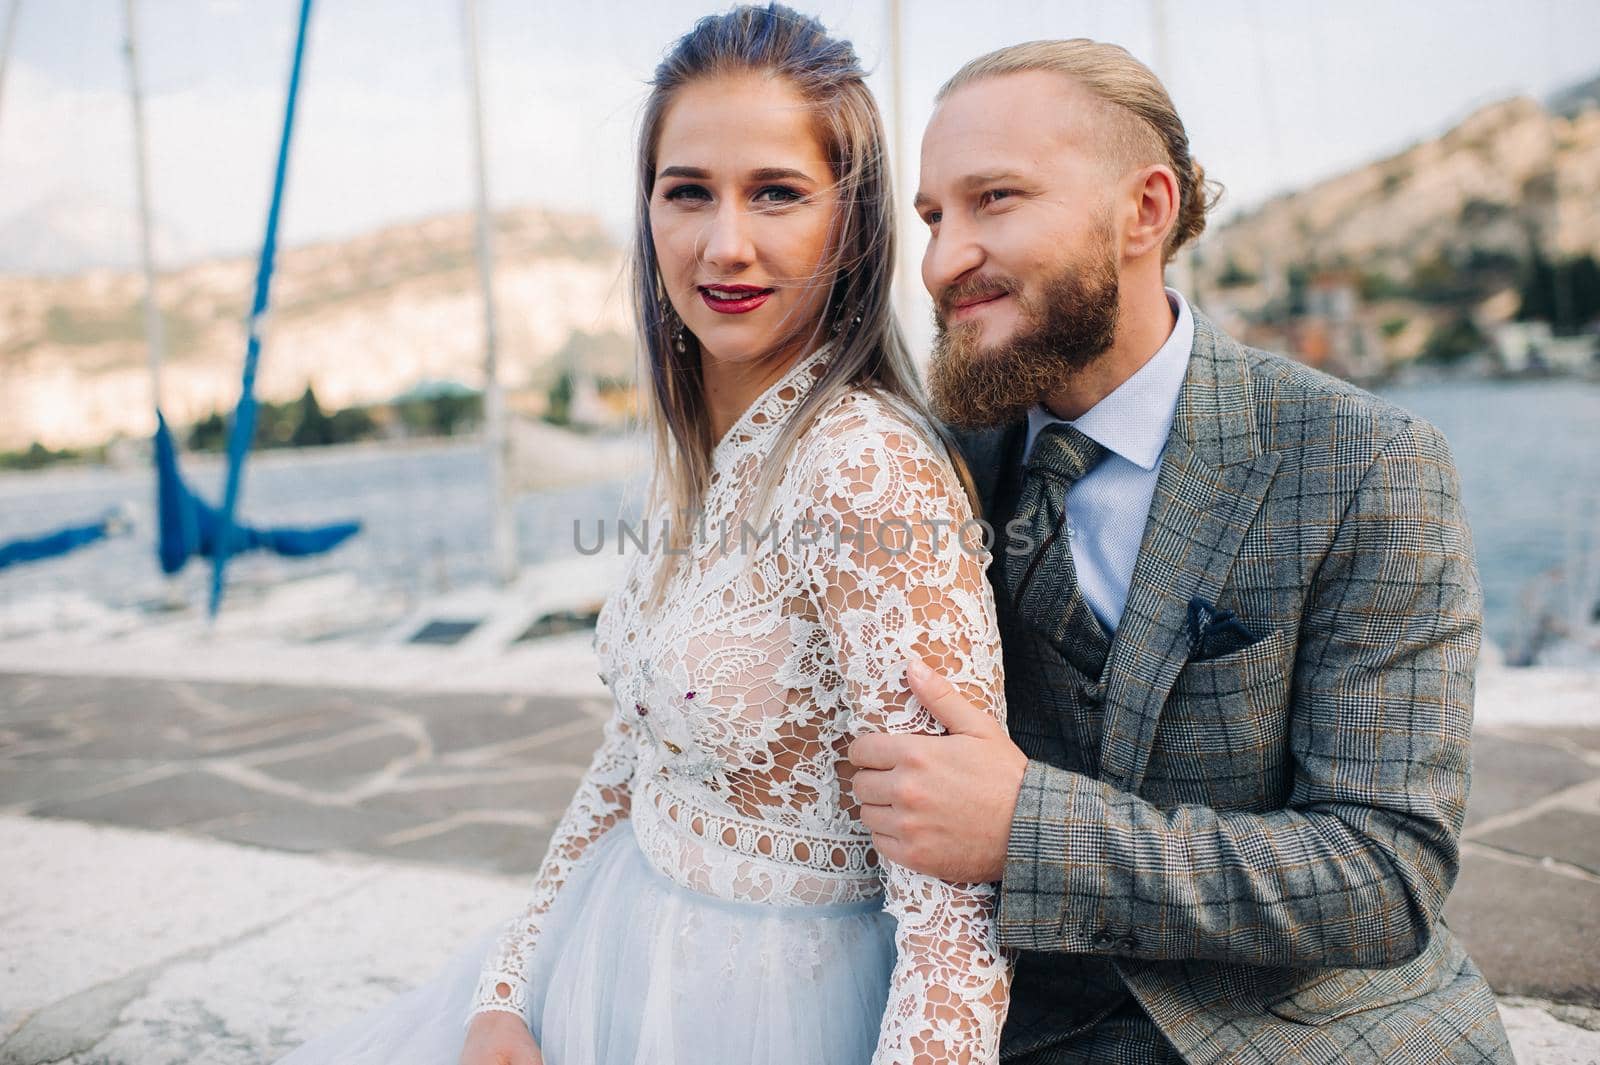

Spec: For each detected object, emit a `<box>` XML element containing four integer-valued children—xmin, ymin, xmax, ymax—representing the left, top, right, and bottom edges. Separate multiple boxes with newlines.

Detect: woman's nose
<box><xmin>699</xmin><ymin>201</ymin><xmax>755</xmax><ymax>273</ymax></box>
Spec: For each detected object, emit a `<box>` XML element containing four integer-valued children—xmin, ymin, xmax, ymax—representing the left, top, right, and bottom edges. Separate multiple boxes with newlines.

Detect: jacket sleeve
<box><xmin>998</xmin><ymin>419</ymin><xmax>1481</xmax><ymax>969</ymax></box>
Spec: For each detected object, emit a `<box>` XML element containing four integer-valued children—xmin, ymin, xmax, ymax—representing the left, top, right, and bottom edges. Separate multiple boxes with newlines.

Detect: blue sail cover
<box><xmin>209</xmin><ymin>0</ymin><xmax>316</xmax><ymax>616</ymax></box>
<box><xmin>155</xmin><ymin>410</ymin><xmax>359</xmax><ymax>575</ymax></box>
<box><xmin>0</xmin><ymin>519</ymin><xmax>113</xmax><ymax>570</ymax></box>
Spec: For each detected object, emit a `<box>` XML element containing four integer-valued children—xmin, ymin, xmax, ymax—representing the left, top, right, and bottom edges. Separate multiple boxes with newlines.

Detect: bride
<box><xmin>276</xmin><ymin>6</ymin><xmax>1011</xmax><ymax>1063</ymax></box>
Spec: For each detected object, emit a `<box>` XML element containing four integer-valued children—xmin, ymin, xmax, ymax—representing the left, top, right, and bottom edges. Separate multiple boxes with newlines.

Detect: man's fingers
<box><xmin>864</xmin><ymin>826</ymin><xmax>910</xmax><ymax>867</ymax></box>
<box><xmin>848</xmin><ymin>766</ymin><xmax>892</xmax><ymax>806</ymax></box>
<box><xmin>855</xmin><ymin>800</ymin><xmax>905</xmax><ymax>839</ymax></box>
<box><xmin>847</xmin><ymin>731</ymin><xmax>907</xmax><ymax>770</ymax></box>
<box><xmin>904</xmin><ymin>657</ymin><xmax>995</xmax><ymax>736</ymax></box>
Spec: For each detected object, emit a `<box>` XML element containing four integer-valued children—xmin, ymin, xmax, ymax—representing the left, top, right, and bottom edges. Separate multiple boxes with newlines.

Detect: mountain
<box><xmin>1549</xmin><ymin>71</ymin><xmax>1600</xmax><ymax>120</ymax></box>
<box><xmin>1198</xmin><ymin>88</ymin><xmax>1600</xmax><ymax>292</ymax></box>
<box><xmin>0</xmin><ymin>207</ymin><xmax>633</xmax><ymax>451</ymax></box>
<box><xmin>0</xmin><ymin>195</ymin><xmax>205</xmax><ymax>276</ymax></box>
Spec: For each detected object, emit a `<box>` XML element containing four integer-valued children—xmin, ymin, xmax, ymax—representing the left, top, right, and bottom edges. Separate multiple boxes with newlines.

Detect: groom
<box><xmin>847</xmin><ymin>40</ymin><xmax>1514</xmax><ymax>1064</ymax></box>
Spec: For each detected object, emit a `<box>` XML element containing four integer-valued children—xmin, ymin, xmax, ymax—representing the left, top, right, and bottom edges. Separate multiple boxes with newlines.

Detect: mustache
<box><xmin>935</xmin><ymin>275</ymin><xmax>1020</xmax><ymax>320</ymax></box>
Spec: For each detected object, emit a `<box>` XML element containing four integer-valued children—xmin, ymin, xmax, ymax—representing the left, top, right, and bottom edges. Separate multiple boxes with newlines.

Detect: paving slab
<box><xmin>387</xmin><ymin>697</ymin><xmax>586</xmax><ymax>757</ymax></box>
<box><xmin>442</xmin><ymin>716</ymin><xmax>612</xmax><ymax>769</ymax></box>
<box><xmin>201</xmin><ymin>805</ymin><xmax>421</xmax><ymax>855</ymax></box>
<box><xmin>1464</xmin><ymin>733</ymin><xmax>1597</xmax><ymax>828</ymax></box>
<box><xmin>1445</xmin><ymin>847</ymin><xmax>1600</xmax><ymax>1007</ymax></box>
<box><xmin>33</xmin><ymin>770</ymin><xmax>323</xmax><ymax>832</ymax></box>
<box><xmin>361</xmin><ymin>773</ymin><xmax>583</xmax><ymax>821</ymax></box>
<box><xmin>181</xmin><ymin>705</ymin><xmax>377</xmax><ymax>758</ymax></box>
<box><xmin>1492</xmin><ymin>725</ymin><xmax>1600</xmax><ymax>757</ymax></box>
<box><xmin>376</xmin><ymin>819</ymin><xmax>558</xmax><ymax>875</ymax></box>
<box><xmin>1476</xmin><ymin>808</ymin><xmax>1600</xmax><ymax>876</ymax></box>
<box><xmin>0</xmin><ymin>765</ymin><xmax>147</xmax><ymax>810</ymax></box>
<box><xmin>245</xmin><ymin>728</ymin><xmax>425</xmax><ymax>788</ymax></box>
<box><xmin>2</xmin><ymin>672</ymin><xmax>603</xmax><ymax>875</ymax></box>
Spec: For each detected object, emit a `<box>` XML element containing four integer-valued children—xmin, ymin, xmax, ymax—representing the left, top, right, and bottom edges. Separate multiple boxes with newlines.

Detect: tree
<box><xmin>290</xmin><ymin>386</ymin><xmax>334</xmax><ymax>447</ymax></box>
<box><xmin>1420</xmin><ymin>316</ymin><xmax>1485</xmax><ymax>364</ymax></box>
<box><xmin>545</xmin><ymin>371</ymin><xmax>575</xmax><ymax>426</ymax></box>
<box><xmin>1518</xmin><ymin>251</ymin><xmax>1600</xmax><ymax>335</ymax></box>
<box><xmin>1215</xmin><ymin>257</ymin><xmax>1258</xmax><ymax>289</ymax></box>
<box><xmin>188</xmin><ymin>411</ymin><xmax>227</xmax><ymax>452</ymax></box>
<box><xmin>328</xmin><ymin>406</ymin><xmax>377</xmax><ymax>443</ymax></box>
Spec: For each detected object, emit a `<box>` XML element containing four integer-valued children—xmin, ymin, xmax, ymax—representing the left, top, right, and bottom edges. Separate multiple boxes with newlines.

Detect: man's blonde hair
<box><xmin>939</xmin><ymin>39</ymin><xmax>1219</xmax><ymax>263</ymax></box>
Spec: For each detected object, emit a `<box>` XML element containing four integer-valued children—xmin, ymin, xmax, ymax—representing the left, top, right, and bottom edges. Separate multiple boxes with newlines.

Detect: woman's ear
<box><xmin>1123</xmin><ymin>164</ymin><xmax>1179</xmax><ymax>260</ymax></box>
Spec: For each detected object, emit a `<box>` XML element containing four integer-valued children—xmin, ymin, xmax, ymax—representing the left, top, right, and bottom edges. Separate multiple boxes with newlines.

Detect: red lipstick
<box><xmin>700</xmin><ymin>284</ymin><xmax>774</xmax><ymax>315</ymax></box>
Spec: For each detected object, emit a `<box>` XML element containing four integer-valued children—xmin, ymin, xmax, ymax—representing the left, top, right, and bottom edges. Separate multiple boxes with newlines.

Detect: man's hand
<box><xmin>846</xmin><ymin>658</ymin><xmax>1027</xmax><ymax>883</ymax></box>
<box><xmin>460</xmin><ymin>1010</ymin><xmax>544</xmax><ymax>1065</ymax></box>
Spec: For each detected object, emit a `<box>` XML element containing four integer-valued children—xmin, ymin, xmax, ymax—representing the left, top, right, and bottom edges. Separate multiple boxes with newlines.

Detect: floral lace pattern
<box><xmin>470</xmin><ymin>346</ymin><xmax>1014</xmax><ymax>1062</ymax></box>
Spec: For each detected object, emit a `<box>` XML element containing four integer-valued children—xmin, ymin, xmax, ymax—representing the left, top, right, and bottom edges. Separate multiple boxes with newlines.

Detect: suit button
<box><xmin>1091</xmin><ymin>930</ymin><xmax>1117</xmax><ymax>947</ymax></box>
<box><xmin>1121</xmin><ymin>935</ymin><xmax>1138</xmax><ymax>950</ymax></box>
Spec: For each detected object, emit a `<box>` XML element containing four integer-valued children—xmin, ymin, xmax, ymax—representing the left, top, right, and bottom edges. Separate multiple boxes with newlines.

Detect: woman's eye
<box><xmin>663</xmin><ymin>184</ymin><xmax>710</xmax><ymax>203</ymax></box>
<box><xmin>922</xmin><ymin>210</ymin><xmax>942</xmax><ymax>228</ymax></box>
<box><xmin>754</xmin><ymin>186</ymin><xmax>803</xmax><ymax>206</ymax></box>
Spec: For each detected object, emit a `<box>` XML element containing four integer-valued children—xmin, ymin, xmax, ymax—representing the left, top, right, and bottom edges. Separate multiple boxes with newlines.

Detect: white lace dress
<box><xmin>274</xmin><ymin>344</ymin><xmax>1013</xmax><ymax>1065</ymax></box>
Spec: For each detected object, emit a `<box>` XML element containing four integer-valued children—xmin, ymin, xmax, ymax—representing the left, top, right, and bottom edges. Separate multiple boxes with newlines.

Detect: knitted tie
<box><xmin>1004</xmin><ymin>422</ymin><xmax>1111</xmax><ymax>677</ymax></box>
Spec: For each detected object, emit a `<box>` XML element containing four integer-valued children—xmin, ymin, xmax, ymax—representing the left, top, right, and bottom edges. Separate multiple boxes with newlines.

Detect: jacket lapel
<box><xmin>1096</xmin><ymin>312</ymin><xmax>1281</xmax><ymax>793</ymax></box>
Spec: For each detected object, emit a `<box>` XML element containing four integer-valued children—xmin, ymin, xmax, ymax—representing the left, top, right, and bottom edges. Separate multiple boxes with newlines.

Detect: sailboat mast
<box><xmin>886</xmin><ymin>0</ymin><xmax>919</xmax><ymax>348</ymax></box>
<box><xmin>461</xmin><ymin>0</ymin><xmax>516</xmax><ymax>586</ymax></box>
<box><xmin>122</xmin><ymin>0</ymin><xmax>165</xmax><ymax>414</ymax></box>
<box><xmin>0</xmin><ymin>1</ymin><xmax>20</xmax><ymax>128</ymax></box>
<box><xmin>1149</xmin><ymin>0</ymin><xmax>1195</xmax><ymax>300</ymax></box>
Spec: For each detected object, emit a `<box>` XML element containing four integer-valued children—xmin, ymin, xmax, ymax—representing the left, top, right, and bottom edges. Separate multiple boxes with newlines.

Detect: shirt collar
<box><xmin>1024</xmin><ymin>288</ymin><xmax>1193</xmax><ymax>472</ymax></box>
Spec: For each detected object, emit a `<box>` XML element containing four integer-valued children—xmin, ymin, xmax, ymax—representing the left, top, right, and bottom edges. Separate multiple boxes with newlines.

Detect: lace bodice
<box><xmin>470</xmin><ymin>345</ymin><xmax>1014</xmax><ymax>1062</ymax></box>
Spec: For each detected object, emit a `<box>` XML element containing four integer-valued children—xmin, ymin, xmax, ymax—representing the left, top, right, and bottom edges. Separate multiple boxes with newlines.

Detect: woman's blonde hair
<box><xmin>939</xmin><ymin>39</ymin><xmax>1221</xmax><ymax>262</ymax></box>
<box><xmin>633</xmin><ymin>4</ymin><xmax>975</xmax><ymax>604</ymax></box>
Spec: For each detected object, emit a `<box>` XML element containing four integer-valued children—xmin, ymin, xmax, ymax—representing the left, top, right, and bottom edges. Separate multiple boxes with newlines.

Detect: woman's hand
<box><xmin>459</xmin><ymin>1011</ymin><xmax>544</xmax><ymax>1065</ymax></box>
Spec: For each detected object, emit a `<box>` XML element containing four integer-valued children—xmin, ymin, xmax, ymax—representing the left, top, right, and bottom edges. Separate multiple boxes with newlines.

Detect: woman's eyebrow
<box><xmin>747</xmin><ymin>167</ymin><xmax>815</xmax><ymax>183</ymax></box>
<box><xmin>655</xmin><ymin>165</ymin><xmax>817</xmax><ymax>183</ymax></box>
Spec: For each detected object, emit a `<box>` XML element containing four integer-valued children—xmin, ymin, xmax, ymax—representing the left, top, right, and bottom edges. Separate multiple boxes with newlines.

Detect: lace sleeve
<box><xmin>800</xmin><ymin>406</ymin><xmax>1014</xmax><ymax>1065</ymax></box>
<box><xmin>466</xmin><ymin>696</ymin><xmax>638</xmax><ymax>1024</ymax></box>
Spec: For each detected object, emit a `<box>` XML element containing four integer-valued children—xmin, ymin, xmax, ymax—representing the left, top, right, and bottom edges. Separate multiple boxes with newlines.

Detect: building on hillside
<box><xmin>1490</xmin><ymin>320</ymin><xmax>1598</xmax><ymax>374</ymax></box>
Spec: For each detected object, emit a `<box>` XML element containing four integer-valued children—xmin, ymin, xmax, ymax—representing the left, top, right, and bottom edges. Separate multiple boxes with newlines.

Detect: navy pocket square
<box><xmin>1186</xmin><ymin>597</ymin><xmax>1260</xmax><ymax>660</ymax></box>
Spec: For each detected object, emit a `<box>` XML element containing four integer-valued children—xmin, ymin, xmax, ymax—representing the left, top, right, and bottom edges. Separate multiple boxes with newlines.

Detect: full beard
<box><xmin>927</xmin><ymin>240</ymin><xmax>1121</xmax><ymax>430</ymax></box>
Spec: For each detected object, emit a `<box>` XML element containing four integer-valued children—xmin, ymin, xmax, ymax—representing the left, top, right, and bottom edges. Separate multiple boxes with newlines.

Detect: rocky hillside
<box><xmin>0</xmin><ymin>207</ymin><xmax>633</xmax><ymax>451</ymax></box>
<box><xmin>1199</xmin><ymin>93</ymin><xmax>1600</xmax><ymax>287</ymax></box>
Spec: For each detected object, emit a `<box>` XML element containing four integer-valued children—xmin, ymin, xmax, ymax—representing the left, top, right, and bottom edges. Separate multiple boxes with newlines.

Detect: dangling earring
<box><xmin>666</xmin><ymin>307</ymin><xmax>688</xmax><ymax>355</ymax></box>
<box><xmin>831</xmin><ymin>302</ymin><xmax>863</xmax><ymax>336</ymax></box>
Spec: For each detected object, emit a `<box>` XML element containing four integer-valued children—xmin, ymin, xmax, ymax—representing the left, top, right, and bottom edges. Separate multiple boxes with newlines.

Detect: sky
<box><xmin>2</xmin><ymin>0</ymin><xmax>1599</xmax><ymax>275</ymax></box>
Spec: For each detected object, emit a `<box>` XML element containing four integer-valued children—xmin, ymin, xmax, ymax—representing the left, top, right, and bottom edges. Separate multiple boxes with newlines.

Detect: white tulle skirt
<box><xmin>274</xmin><ymin>820</ymin><xmax>897</xmax><ymax>1064</ymax></box>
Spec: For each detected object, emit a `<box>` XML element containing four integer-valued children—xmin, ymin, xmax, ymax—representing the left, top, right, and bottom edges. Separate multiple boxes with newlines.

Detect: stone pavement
<box><xmin>2</xmin><ymin>670</ymin><xmax>1598</xmax><ymax>1063</ymax></box>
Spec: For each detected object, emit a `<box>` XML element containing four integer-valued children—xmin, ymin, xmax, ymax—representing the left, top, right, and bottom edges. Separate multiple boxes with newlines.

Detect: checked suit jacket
<box><xmin>950</xmin><ymin>311</ymin><xmax>1514</xmax><ymax>1064</ymax></box>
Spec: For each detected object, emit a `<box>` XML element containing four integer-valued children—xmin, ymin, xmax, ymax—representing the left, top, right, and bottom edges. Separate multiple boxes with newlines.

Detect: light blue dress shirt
<box><xmin>1021</xmin><ymin>288</ymin><xmax>1194</xmax><ymax>633</ymax></box>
